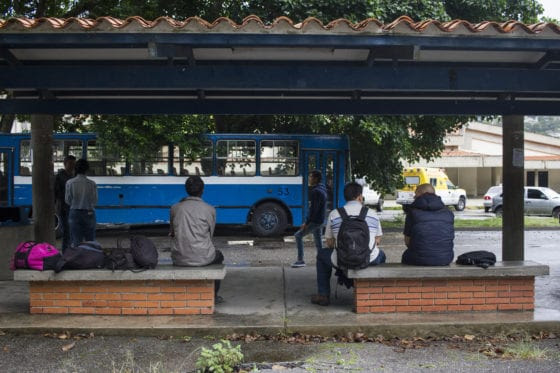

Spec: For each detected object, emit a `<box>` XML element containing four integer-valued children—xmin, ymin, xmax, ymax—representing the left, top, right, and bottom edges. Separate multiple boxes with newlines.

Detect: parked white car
<box><xmin>356</xmin><ymin>178</ymin><xmax>384</xmax><ymax>212</ymax></box>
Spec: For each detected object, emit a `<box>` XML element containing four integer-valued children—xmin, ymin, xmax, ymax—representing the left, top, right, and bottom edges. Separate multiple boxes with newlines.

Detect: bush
<box><xmin>196</xmin><ymin>340</ymin><xmax>243</xmax><ymax>373</ymax></box>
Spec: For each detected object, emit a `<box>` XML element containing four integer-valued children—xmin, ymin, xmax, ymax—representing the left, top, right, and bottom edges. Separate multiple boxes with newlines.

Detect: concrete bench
<box><xmin>346</xmin><ymin>261</ymin><xmax>548</xmax><ymax>314</ymax></box>
<box><xmin>14</xmin><ymin>265</ymin><xmax>226</xmax><ymax>316</ymax></box>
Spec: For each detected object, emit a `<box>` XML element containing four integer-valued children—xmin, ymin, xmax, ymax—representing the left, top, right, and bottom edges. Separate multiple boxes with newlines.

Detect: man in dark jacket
<box><xmin>292</xmin><ymin>170</ymin><xmax>327</xmax><ymax>268</ymax></box>
<box><xmin>54</xmin><ymin>155</ymin><xmax>76</xmax><ymax>252</ymax></box>
<box><xmin>402</xmin><ymin>183</ymin><xmax>454</xmax><ymax>266</ymax></box>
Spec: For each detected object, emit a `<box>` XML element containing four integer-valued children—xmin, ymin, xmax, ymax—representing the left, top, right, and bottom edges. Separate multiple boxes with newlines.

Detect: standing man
<box><xmin>402</xmin><ymin>183</ymin><xmax>454</xmax><ymax>266</ymax></box>
<box><xmin>65</xmin><ymin>159</ymin><xmax>97</xmax><ymax>248</ymax></box>
<box><xmin>169</xmin><ymin>176</ymin><xmax>224</xmax><ymax>301</ymax></box>
<box><xmin>54</xmin><ymin>155</ymin><xmax>76</xmax><ymax>252</ymax></box>
<box><xmin>292</xmin><ymin>170</ymin><xmax>327</xmax><ymax>268</ymax></box>
<box><xmin>320</xmin><ymin>181</ymin><xmax>385</xmax><ymax>306</ymax></box>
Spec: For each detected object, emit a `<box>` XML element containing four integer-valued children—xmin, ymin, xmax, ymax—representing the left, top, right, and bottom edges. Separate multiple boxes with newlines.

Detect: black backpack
<box><xmin>54</xmin><ymin>241</ymin><xmax>105</xmax><ymax>273</ymax></box>
<box><xmin>130</xmin><ymin>235</ymin><xmax>158</xmax><ymax>269</ymax></box>
<box><xmin>456</xmin><ymin>250</ymin><xmax>496</xmax><ymax>269</ymax></box>
<box><xmin>336</xmin><ymin>206</ymin><xmax>371</xmax><ymax>270</ymax></box>
<box><xmin>104</xmin><ymin>246</ymin><xmax>136</xmax><ymax>271</ymax></box>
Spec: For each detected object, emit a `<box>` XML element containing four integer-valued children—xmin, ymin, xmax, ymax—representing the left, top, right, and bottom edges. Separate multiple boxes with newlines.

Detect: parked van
<box><xmin>396</xmin><ymin>167</ymin><xmax>467</xmax><ymax>211</ymax></box>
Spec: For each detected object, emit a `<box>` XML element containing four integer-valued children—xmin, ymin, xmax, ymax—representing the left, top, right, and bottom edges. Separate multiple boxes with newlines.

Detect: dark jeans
<box><xmin>59</xmin><ymin>207</ymin><xmax>70</xmax><ymax>252</ymax></box>
<box><xmin>68</xmin><ymin>209</ymin><xmax>96</xmax><ymax>248</ymax></box>
<box><xmin>209</xmin><ymin>250</ymin><xmax>224</xmax><ymax>295</ymax></box>
<box><xmin>294</xmin><ymin>222</ymin><xmax>323</xmax><ymax>261</ymax></box>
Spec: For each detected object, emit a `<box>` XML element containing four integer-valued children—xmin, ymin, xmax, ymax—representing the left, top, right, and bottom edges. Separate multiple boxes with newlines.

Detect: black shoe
<box><xmin>215</xmin><ymin>295</ymin><xmax>224</xmax><ymax>304</ymax></box>
<box><xmin>311</xmin><ymin>294</ymin><xmax>330</xmax><ymax>306</ymax></box>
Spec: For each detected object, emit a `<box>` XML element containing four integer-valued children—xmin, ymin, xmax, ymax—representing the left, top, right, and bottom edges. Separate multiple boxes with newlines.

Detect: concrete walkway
<box><xmin>1</xmin><ymin>266</ymin><xmax>559</xmax><ymax>337</ymax></box>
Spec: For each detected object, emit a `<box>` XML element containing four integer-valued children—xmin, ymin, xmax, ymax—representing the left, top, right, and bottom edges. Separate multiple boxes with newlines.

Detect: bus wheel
<box><xmin>252</xmin><ymin>202</ymin><xmax>287</xmax><ymax>237</ymax></box>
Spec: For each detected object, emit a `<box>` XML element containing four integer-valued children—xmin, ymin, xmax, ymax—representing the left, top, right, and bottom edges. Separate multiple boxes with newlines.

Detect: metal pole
<box><xmin>31</xmin><ymin>115</ymin><xmax>55</xmax><ymax>244</ymax></box>
<box><xmin>502</xmin><ymin>115</ymin><xmax>524</xmax><ymax>261</ymax></box>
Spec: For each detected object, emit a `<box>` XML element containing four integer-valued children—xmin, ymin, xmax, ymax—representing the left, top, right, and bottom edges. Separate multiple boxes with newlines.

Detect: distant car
<box><xmin>356</xmin><ymin>178</ymin><xmax>384</xmax><ymax>212</ymax></box>
<box><xmin>491</xmin><ymin>187</ymin><xmax>560</xmax><ymax>218</ymax></box>
<box><xmin>483</xmin><ymin>185</ymin><xmax>502</xmax><ymax>213</ymax></box>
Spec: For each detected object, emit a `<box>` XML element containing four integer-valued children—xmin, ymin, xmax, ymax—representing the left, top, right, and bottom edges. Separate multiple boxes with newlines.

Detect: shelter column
<box><xmin>31</xmin><ymin>115</ymin><xmax>55</xmax><ymax>244</ymax></box>
<box><xmin>502</xmin><ymin>115</ymin><xmax>524</xmax><ymax>261</ymax></box>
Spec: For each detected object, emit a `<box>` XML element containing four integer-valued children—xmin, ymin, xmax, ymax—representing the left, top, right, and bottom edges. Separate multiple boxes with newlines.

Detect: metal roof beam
<box><xmin>2</xmin><ymin>33</ymin><xmax>560</xmax><ymax>52</ymax></box>
<box><xmin>0</xmin><ymin>48</ymin><xmax>20</xmax><ymax>66</ymax></box>
<box><xmin>2</xmin><ymin>65</ymin><xmax>559</xmax><ymax>93</ymax></box>
<box><xmin>2</xmin><ymin>98</ymin><xmax>560</xmax><ymax>115</ymax></box>
<box><xmin>535</xmin><ymin>51</ymin><xmax>560</xmax><ymax>70</ymax></box>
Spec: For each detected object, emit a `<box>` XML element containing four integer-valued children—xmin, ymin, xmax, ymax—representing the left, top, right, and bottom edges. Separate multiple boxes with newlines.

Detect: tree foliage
<box><xmin>0</xmin><ymin>0</ymin><xmax>546</xmax><ymax>192</ymax></box>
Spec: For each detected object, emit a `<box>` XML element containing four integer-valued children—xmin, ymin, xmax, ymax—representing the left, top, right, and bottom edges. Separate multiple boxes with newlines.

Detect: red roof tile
<box><xmin>0</xmin><ymin>15</ymin><xmax>558</xmax><ymax>36</ymax></box>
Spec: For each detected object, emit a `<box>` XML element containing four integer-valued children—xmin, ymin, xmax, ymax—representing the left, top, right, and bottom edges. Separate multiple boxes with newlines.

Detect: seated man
<box><xmin>316</xmin><ymin>181</ymin><xmax>386</xmax><ymax>306</ymax></box>
<box><xmin>402</xmin><ymin>183</ymin><xmax>454</xmax><ymax>266</ymax></box>
<box><xmin>169</xmin><ymin>176</ymin><xmax>224</xmax><ymax>301</ymax></box>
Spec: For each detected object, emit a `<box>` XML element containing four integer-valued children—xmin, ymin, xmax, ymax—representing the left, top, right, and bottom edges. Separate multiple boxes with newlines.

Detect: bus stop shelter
<box><xmin>1</xmin><ymin>15</ymin><xmax>560</xmax><ymax>260</ymax></box>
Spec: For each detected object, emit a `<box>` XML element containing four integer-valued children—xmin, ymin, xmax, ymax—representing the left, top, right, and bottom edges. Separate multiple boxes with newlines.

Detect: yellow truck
<box><xmin>396</xmin><ymin>167</ymin><xmax>467</xmax><ymax>211</ymax></box>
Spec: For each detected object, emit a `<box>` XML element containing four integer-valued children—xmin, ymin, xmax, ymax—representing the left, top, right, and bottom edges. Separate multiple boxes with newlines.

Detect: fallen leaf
<box><xmin>3</xmin><ymin>346</ymin><xmax>9</xmax><ymax>352</ymax></box>
<box><xmin>58</xmin><ymin>334</ymin><xmax>68</xmax><ymax>340</ymax></box>
<box><xmin>464</xmin><ymin>334</ymin><xmax>475</xmax><ymax>341</ymax></box>
<box><xmin>62</xmin><ymin>342</ymin><xmax>75</xmax><ymax>352</ymax></box>
<box><xmin>0</xmin><ymin>331</ymin><xmax>5</xmax><ymax>336</ymax></box>
<box><xmin>272</xmin><ymin>365</ymin><xmax>287</xmax><ymax>370</ymax></box>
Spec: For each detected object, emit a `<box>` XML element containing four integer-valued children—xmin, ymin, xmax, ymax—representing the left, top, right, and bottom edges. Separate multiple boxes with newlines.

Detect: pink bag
<box><xmin>10</xmin><ymin>241</ymin><xmax>61</xmax><ymax>271</ymax></box>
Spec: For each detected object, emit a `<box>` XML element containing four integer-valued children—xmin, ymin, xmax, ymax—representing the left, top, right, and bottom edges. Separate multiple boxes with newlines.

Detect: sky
<box><xmin>540</xmin><ymin>0</ymin><xmax>560</xmax><ymax>20</ymax></box>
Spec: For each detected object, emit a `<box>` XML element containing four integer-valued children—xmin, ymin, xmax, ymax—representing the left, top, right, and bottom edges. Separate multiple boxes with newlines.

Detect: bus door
<box><xmin>0</xmin><ymin>148</ymin><xmax>13</xmax><ymax>206</ymax></box>
<box><xmin>302</xmin><ymin>150</ymin><xmax>338</xmax><ymax>224</ymax></box>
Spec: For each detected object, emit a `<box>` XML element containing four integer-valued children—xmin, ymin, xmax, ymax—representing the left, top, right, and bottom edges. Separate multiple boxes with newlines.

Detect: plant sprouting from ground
<box><xmin>195</xmin><ymin>340</ymin><xmax>243</xmax><ymax>373</ymax></box>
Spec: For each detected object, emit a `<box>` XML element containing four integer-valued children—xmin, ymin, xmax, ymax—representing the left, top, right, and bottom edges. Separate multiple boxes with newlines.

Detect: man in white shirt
<box><xmin>314</xmin><ymin>182</ymin><xmax>385</xmax><ymax>306</ymax></box>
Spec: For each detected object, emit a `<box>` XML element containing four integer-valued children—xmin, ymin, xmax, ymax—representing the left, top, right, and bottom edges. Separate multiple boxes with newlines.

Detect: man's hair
<box><xmin>64</xmin><ymin>155</ymin><xmax>76</xmax><ymax>163</ymax></box>
<box><xmin>309</xmin><ymin>170</ymin><xmax>322</xmax><ymax>183</ymax></box>
<box><xmin>75</xmin><ymin>159</ymin><xmax>89</xmax><ymax>174</ymax></box>
<box><xmin>344</xmin><ymin>181</ymin><xmax>363</xmax><ymax>201</ymax></box>
<box><xmin>185</xmin><ymin>176</ymin><xmax>204</xmax><ymax>197</ymax></box>
<box><xmin>415</xmin><ymin>183</ymin><xmax>436</xmax><ymax>196</ymax></box>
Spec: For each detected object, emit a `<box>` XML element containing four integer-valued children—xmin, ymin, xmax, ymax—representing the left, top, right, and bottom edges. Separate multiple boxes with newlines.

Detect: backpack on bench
<box><xmin>336</xmin><ymin>206</ymin><xmax>371</xmax><ymax>270</ymax></box>
<box><xmin>105</xmin><ymin>235</ymin><xmax>158</xmax><ymax>271</ymax></box>
<box><xmin>456</xmin><ymin>250</ymin><xmax>496</xmax><ymax>269</ymax></box>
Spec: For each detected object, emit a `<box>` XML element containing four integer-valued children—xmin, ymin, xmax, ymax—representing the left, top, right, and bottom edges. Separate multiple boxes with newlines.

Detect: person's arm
<box><xmin>92</xmin><ymin>181</ymin><xmax>98</xmax><ymax>206</ymax></box>
<box><xmin>305</xmin><ymin>188</ymin><xmax>319</xmax><ymax>225</ymax></box>
<box><xmin>375</xmin><ymin>235</ymin><xmax>382</xmax><ymax>247</ymax></box>
<box><xmin>404</xmin><ymin>235</ymin><xmax>411</xmax><ymax>247</ymax></box>
<box><xmin>325</xmin><ymin>211</ymin><xmax>335</xmax><ymax>248</ymax></box>
<box><xmin>209</xmin><ymin>206</ymin><xmax>216</xmax><ymax>237</ymax></box>
<box><xmin>64</xmin><ymin>180</ymin><xmax>72</xmax><ymax>206</ymax></box>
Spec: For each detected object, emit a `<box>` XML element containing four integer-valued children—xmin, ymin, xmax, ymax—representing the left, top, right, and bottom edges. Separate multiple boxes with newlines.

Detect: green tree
<box><xmin>0</xmin><ymin>0</ymin><xmax>546</xmax><ymax>191</ymax></box>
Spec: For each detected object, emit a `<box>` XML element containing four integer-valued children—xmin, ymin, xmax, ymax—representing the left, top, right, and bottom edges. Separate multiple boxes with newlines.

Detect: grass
<box><xmin>382</xmin><ymin>216</ymin><xmax>559</xmax><ymax>229</ymax></box>
<box><xmin>503</xmin><ymin>341</ymin><xmax>550</xmax><ymax>360</ymax></box>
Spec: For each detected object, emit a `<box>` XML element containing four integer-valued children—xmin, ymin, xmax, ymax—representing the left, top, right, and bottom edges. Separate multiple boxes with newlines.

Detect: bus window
<box><xmin>131</xmin><ymin>145</ymin><xmax>170</xmax><ymax>176</ymax></box>
<box><xmin>216</xmin><ymin>140</ymin><xmax>256</xmax><ymax>177</ymax></box>
<box><xmin>87</xmin><ymin>140</ymin><xmax>126</xmax><ymax>176</ymax></box>
<box><xmin>19</xmin><ymin>140</ymin><xmax>32</xmax><ymax>176</ymax></box>
<box><xmin>260</xmin><ymin>140</ymin><xmax>298</xmax><ymax>176</ymax></box>
<box><xmin>53</xmin><ymin>140</ymin><xmax>82</xmax><ymax>172</ymax></box>
<box><xmin>173</xmin><ymin>142</ymin><xmax>213</xmax><ymax>176</ymax></box>
<box><xmin>325</xmin><ymin>153</ymin><xmax>335</xmax><ymax>210</ymax></box>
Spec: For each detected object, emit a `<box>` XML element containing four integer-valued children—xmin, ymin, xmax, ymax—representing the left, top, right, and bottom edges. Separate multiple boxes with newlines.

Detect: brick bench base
<box><xmin>348</xmin><ymin>261</ymin><xmax>548</xmax><ymax>314</ymax></box>
<box><xmin>354</xmin><ymin>277</ymin><xmax>534</xmax><ymax>314</ymax></box>
<box><xmin>15</xmin><ymin>265</ymin><xmax>226</xmax><ymax>315</ymax></box>
<box><xmin>29</xmin><ymin>280</ymin><xmax>215</xmax><ymax>315</ymax></box>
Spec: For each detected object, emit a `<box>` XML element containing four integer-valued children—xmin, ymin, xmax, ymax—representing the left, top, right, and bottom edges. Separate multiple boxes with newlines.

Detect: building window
<box><xmin>526</xmin><ymin>171</ymin><xmax>535</xmax><ymax>186</ymax></box>
<box><xmin>538</xmin><ymin>171</ymin><xmax>548</xmax><ymax>188</ymax></box>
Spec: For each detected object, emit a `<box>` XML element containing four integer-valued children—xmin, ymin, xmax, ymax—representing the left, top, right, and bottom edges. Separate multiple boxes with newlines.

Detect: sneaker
<box><xmin>311</xmin><ymin>294</ymin><xmax>330</xmax><ymax>306</ymax></box>
<box><xmin>291</xmin><ymin>260</ymin><xmax>306</xmax><ymax>268</ymax></box>
<box><xmin>215</xmin><ymin>295</ymin><xmax>224</xmax><ymax>304</ymax></box>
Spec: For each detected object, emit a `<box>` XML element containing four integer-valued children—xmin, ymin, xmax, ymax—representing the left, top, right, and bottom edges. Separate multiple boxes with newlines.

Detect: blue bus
<box><xmin>0</xmin><ymin>133</ymin><xmax>350</xmax><ymax>236</ymax></box>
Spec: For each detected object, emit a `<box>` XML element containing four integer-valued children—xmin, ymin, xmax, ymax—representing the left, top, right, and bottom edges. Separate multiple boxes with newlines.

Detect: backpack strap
<box><xmin>337</xmin><ymin>207</ymin><xmax>349</xmax><ymax>220</ymax></box>
<box><xmin>358</xmin><ymin>206</ymin><xmax>369</xmax><ymax>220</ymax></box>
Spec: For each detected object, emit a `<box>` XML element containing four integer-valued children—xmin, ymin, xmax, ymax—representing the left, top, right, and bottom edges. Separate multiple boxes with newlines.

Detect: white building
<box><xmin>407</xmin><ymin>122</ymin><xmax>560</xmax><ymax>196</ymax></box>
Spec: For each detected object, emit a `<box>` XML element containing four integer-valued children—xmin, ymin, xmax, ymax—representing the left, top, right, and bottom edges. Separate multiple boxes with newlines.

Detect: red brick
<box><xmin>500</xmin><ymin>291</ymin><xmax>524</xmax><ymax>297</ymax></box>
<box><xmin>122</xmin><ymin>308</ymin><xmax>148</xmax><ymax>315</ymax></box>
<box><xmin>473</xmin><ymin>304</ymin><xmax>498</xmax><ymax>311</ymax></box>
<box><xmin>434</xmin><ymin>286</ymin><xmax>459</xmax><ymax>293</ymax></box>
<box><xmin>498</xmin><ymin>304</ymin><xmax>524</xmax><ymax>311</ymax></box>
<box><xmin>356</xmin><ymin>287</ymin><xmax>372</xmax><ymax>294</ymax></box>
<box><xmin>50</xmin><ymin>286</ymin><xmax>82</xmax><ymax>293</ymax></box>
<box><xmin>434</xmin><ymin>299</ymin><xmax>460</xmax><ymax>305</ymax></box>
<box><xmin>383</xmin><ymin>287</ymin><xmax>408</xmax><ymax>293</ymax></box>
<box><xmin>30</xmin><ymin>307</ymin><xmax>43</xmax><ymax>314</ymax></box>
<box><xmin>68</xmin><ymin>307</ymin><xmax>96</xmax><ymax>314</ymax></box>
<box><xmin>381</xmin><ymin>300</ymin><xmax>408</xmax><ymax>306</ymax></box>
<box><xmin>395</xmin><ymin>280</ymin><xmax>418</xmax><ymax>286</ymax></box>
<box><xmin>41</xmin><ymin>307</ymin><xmax>69</xmax><ymax>314</ymax></box>
<box><xmin>355</xmin><ymin>307</ymin><xmax>370</xmax><ymax>313</ymax></box>
<box><xmin>200</xmin><ymin>308</ymin><xmax>214</xmax><ymax>315</ymax></box>
<box><xmin>187</xmin><ymin>286</ymin><xmax>213</xmax><ymax>293</ymax></box>
<box><xmin>486</xmin><ymin>286</ymin><xmax>509</xmax><ymax>291</ymax></box>
<box><xmin>474</xmin><ymin>279</ymin><xmax>497</xmax><ymax>285</ymax></box>
<box><xmin>376</xmin><ymin>294</ymin><xmax>396</xmax><ymax>300</ymax></box>
<box><xmin>148</xmin><ymin>308</ymin><xmax>173</xmax><ymax>315</ymax></box>
<box><xmin>447</xmin><ymin>305</ymin><xmax>473</xmax><ymax>311</ymax></box>
<box><xmin>460</xmin><ymin>286</ymin><xmax>485</xmax><ymax>292</ymax></box>
<box><xmin>447</xmin><ymin>280</ymin><xmax>474</xmax><ymax>286</ymax></box>
<box><xmin>122</xmin><ymin>294</ymin><xmax>148</xmax><ymax>301</ymax></box>
<box><xmin>421</xmin><ymin>305</ymin><xmax>447</xmax><ymax>312</ymax></box>
<box><xmin>523</xmin><ymin>304</ymin><xmax>535</xmax><ymax>311</ymax></box>
<box><xmin>367</xmin><ymin>279</ymin><xmax>395</xmax><ymax>286</ymax></box>
<box><xmin>68</xmin><ymin>293</ymin><xmax>95</xmax><ymax>300</ymax></box>
<box><xmin>107</xmin><ymin>301</ymin><xmax>135</xmax><ymax>308</ymax></box>
<box><xmin>148</xmin><ymin>294</ymin><xmax>174</xmax><ymax>301</ymax></box>
<box><xmin>448</xmin><ymin>292</ymin><xmax>473</xmax><ymax>299</ymax></box>
<box><xmin>30</xmin><ymin>300</ymin><xmax>54</xmax><ymax>307</ymax></box>
<box><xmin>395</xmin><ymin>293</ymin><xmax>421</xmax><ymax>299</ymax></box>
<box><xmin>161</xmin><ymin>301</ymin><xmax>187</xmax><ymax>308</ymax></box>
<box><xmin>127</xmin><ymin>286</ymin><xmax>161</xmax><ymax>293</ymax></box>
<box><xmin>511</xmin><ymin>285</ymin><xmax>534</xmax><ymax>291</ymax></box>
<box><xmin>498</xmin><ymin>278</ymin><xmax>532</xmax><ymax>285</ymax></box>
<box><xmin>357</xmin><ymin>299</ymin><xmax>383</xmax><ymax>307</ymax></box>
<box><xmin>83</xmin><ymin>300</ymin><xmax>108</xmax><ymax>307</ymax></box>
<box><xmin>523</xmin><ymin>291</ymin><xmax>535</xmax><ymax>297</ymax></box>
<box><xmin>174</xmin><ymin>308</ymin><xmax>201</xmax><ymax>315</ymax></box>
<box><xmin>145</xmin><ymin>301</ymin><xmax>161</xmax><ymax>308</ymax></box>
<box><xmin>409</xmin><ymin>299</ymin><xmax>434</xmax><ymax>306</ymax></box>
<box><xmin>369</xmin><ymin>306</ymin><xmax>396</xmax><ymax>313</ymax></box>
<box><xmin>43</xmin><ymin>293</ymin><xmax>69</xmax><ymax>300</ymax></box>
<box><xmin>485</xmin><ymin>298</ymin><xmax>510</xmax><ymax>304</ymax></box>
<box><xmin>460</xmin><ymin>298</ymin><xmax>485</xmax><ymax>305</ymax></box>
<box><xmin>473</xmin><ymin>292</ymin><xmax>486</xmax><ymax>298</ymax></box>
<box><xmin>81</xmin><ymin>286</ymin><xmax>108</xmax><ymax>293</ymax></box>
<box><xmin>95</xmin><ymin>293</ymin><xmax>121</xmax><ymax>300</ymax></box>
<box><xmin>187</xmin><ymin>300</ymin><xmax>214</xmax><ymax>307</ymax></box>
<box><xmin>54</xmin><ymin>300</ymin><xmax>83</xmax><ymax>307</ymax></box>
<box><xmin>356</xmin><ymin>294</ymin><xmax>371</xmax><ymax>300</ymax></box>
<box><xmin>96</xmin><ymin>308</ymin><xmax>122</xmax><ymax>315</ymax></box>
<box><xmin>174</xmin><ymin>293</ymin><xmax>202</xmax><ymax>300</ymax></box>
<box><xmin>30</xmin><ymin>293</ymin><xmax>43</xmax><ymax>300</ymax></box>
<box><xmin>421</xmin><ymin>280</ymin><xmax>448</xmax><ymax>287</ymax></box>
<box><xmin>421</xmin><ymin>293</ymin><xmax>435</xmax><ymax>299</ymax></box>
<box><xmin>396</xmin><ymin>306</ymin><xmax>422</xmax><ymax>312</ymax></box>
<box><xmin>161</xmin><ymin>287</ymin><xmax>187</xmax><ymax>293</ymax></box>
<box><xmin>511</xmin><ymin>297</ymin><xmax>534</xmax><ymax>304</ymax></box>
